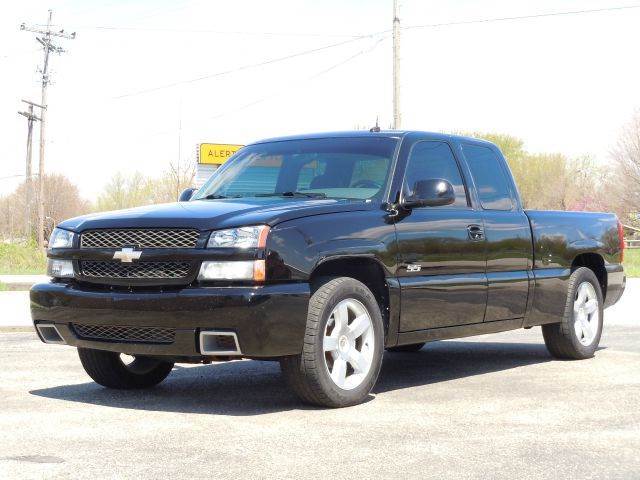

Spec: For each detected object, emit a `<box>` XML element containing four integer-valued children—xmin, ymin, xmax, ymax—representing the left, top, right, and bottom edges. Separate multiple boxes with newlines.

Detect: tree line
<box><xmin>464</xmin><ymin>110</ymin><xmax>639</xmax><ymax>226</ymax></box>
<box><xmin>1</xmin><ymin>111</ymin><xmax>639</xmax><ymax>243</ymax></box>
<box><xmin>0</xmin><ymin>159</ymin><xmax>194</xmax><ymax>242</ymax></box>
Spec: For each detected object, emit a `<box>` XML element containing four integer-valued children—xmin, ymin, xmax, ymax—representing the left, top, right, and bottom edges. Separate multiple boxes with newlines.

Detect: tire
<box><xmin>542</xmin><ymin>267</ymin><xmax>604</xmax><ymax>360</ymax></box>
<box><xmin>387</xmin><ymin>342</ymin><xmax>426</xmax><ymax>353</ymax></box>
<box><xmin>77</xmin><ymin>348</ymin><xmax>174</xmax><ymax>389</ymax></box>
<box><xmin>280</xmin><ymin>277</ymin><xmax>384</xmax><ymax>408</ymax></box>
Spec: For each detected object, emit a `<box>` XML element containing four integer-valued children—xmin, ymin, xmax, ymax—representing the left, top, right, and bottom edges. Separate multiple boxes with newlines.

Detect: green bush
<box><xmin>0</xmin><ymin>242</ymin><xmax>47</xmax><ymax>275</ymax></box>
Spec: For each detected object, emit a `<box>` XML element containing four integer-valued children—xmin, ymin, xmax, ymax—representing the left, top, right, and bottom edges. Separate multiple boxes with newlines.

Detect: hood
<box><xmin>58</xmin><ymin>197</ymin><xmax>373</xmax><ymax>232</ymax></box>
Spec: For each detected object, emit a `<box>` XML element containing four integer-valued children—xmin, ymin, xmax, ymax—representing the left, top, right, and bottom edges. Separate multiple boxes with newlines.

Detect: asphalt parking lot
<box><xmin>1</xmin><ymin>283</ymin><xmax>638</xmax><ymax>480</ymax></box>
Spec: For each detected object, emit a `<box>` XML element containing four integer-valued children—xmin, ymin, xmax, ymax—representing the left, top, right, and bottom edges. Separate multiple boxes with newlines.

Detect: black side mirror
<box><xmin>403</xmin><ymin>179</ymin><xmax>455</xmax><ymax>208</ymax></box>
<box><xmin>178</xmin><ymin>187</ymin><xmax>196</xmax><ymax>202</ymax></box>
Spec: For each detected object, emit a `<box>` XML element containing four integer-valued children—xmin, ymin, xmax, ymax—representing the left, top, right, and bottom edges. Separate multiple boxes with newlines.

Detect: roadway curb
<box><xmin>0</xmin><ymin>275</ymin><xmax>48</xmax><ymax>291</ymax></box>
<box><xmin>0</xmin><ymin>327</ymin><xmax>34</xmax><ymax>333</ymax></box>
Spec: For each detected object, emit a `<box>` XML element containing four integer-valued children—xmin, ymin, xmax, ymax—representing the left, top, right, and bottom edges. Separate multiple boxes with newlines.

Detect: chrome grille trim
<box><xmin>72</xmin><ymin>324</ymin><xmax>175</xmax><ymax>344</ymax></box>
<box><xmin>80</xmin><ymin>261</ymin><xmax>191</xmax><ymax>279</ymax></box>
<box><xmin>80</xmin><ymin>229</ymin><xmax>199</xmax><ymax>249</ymax></box>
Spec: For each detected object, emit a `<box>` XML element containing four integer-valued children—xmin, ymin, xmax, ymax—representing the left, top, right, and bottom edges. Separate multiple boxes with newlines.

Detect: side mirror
<box><xmin>403</xmin><ymin>179</ymin><xmax>455</xmax><ymax>208</ymax></box>
<box><xmin>178</xmin><ymin>187</ymin><xmax>196</xmax><ymax>202</ymax></box>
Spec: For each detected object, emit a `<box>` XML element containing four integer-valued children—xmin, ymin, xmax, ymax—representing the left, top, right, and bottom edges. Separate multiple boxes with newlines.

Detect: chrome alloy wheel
<box><xmin>573</xmin><ymin>281</ymin><xmax>600</xmax><ymax>346</ymax></box>
<box><xmin>323</xmin><ymin>298</ymin><xmax>375</xmax><ymax>390</ymax></box>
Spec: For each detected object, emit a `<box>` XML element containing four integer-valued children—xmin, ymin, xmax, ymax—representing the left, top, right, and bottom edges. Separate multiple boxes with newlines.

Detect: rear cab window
<box><xmin>462</xmin><ymin>144</ymin><xmax>515</xmax><ymax>210</ymax></box>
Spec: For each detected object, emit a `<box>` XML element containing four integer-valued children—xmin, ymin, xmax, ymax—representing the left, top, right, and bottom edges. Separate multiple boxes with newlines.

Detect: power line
<box><xmin>203</xmin><ymin>35</ymin><xmax>389</xmax><ymax>124</ymax></box>
<box><xmin>122</xmin><ymin>35</ymin><xmax>388</xmax><ymax>141</ymax></box>
<box><xmin>403</xmin><ymin>4</ymin><xmax>640</xmax><ymax>31</ymax></box>
<box><xmin>45</xmin><ymin>3</ymin><xmax>640</xmax><ymax>38</ymax></box>
<box><xmin>114</xmin><ymin>31</ymin><xmax>387</xmax><ymax>99</ymax></box>
<box><xmin>60</xmin><ymin>25</ymin><xmax>363</xmax><ymax>39</ymax></box>
<box><xmin>0</xmin><ymin>174</ymin><xmax>31</xmax><ymax>181</ymax></box>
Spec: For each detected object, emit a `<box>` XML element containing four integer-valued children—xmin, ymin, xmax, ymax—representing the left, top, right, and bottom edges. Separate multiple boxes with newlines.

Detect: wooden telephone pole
<box><xmin>17</xmin><ymin>100</ymin><xmax>43</xmax><ymax>240</ymax></box>
<box><xmin>392</xmin><ymin>0</ymin><xmax>401</xmax><ymax>129</ymax></box>
<box><xmin>21</xmin><ymin>10</ymin><xmax>75</xmax><ymax>248</ymax></box>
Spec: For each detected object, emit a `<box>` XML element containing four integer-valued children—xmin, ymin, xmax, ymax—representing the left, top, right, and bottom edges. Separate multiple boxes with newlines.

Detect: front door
<box><xmin>396</xmin><ymin>140</ymin><xmax>487</xmax><ymax>332</ymax></box>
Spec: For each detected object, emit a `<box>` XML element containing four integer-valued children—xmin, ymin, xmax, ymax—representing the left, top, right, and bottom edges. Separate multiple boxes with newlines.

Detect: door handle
<box><xmin>467</xmin><ymin>225</ymin><xmax>484</xmax><ymax>241</ymax></box>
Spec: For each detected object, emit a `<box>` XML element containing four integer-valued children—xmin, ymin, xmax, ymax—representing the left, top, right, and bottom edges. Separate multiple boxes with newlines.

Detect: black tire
<box><xmin>387</xmin><ymin>342</ymin><xmax>426</xmax><ymax>353</ymax></box>
<box><xmin>280</xmin><ymin>277</ymin><xmax>384</xmax><ymax>408</ymax></box>
<box><xmin>77</xmin><ymin>348</ymin><xmax>174</xmax><ymax>389</ymax></box>
<box><xmin>542</xmin><ymin>267</ymin><xmax>604</xmax><ymax>360</ymax></box>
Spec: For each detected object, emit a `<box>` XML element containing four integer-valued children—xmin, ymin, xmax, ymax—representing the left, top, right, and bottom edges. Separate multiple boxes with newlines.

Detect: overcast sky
<box><xmin>1</xmin><ymin>0</ymin><xmax>639</xmax><ymax>198</ymax></box>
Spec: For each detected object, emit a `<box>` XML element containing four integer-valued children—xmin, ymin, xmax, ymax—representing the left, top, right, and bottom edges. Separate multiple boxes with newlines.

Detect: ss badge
<box><xmin>407</xmin><ymin>264</ymin><xmax>421</xmax><ymax>273</ymax></box>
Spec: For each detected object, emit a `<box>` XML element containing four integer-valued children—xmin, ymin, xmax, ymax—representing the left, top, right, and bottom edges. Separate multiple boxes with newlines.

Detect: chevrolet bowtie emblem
<box><xmin>113</xmin><ymin>247</ymin><xmax>142</xmax><ymax>263</ymax></box>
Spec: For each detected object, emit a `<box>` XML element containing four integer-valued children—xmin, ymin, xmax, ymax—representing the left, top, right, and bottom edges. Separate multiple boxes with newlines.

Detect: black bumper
<box><xmin>30</xmin><ymin>281</ymin><xmax>310</xmax><ymax>358</ymax></box>
<box><xmin>604</xmin><ymin>264</ymin><xmax>626</xmax><ymax>308</ymax></box>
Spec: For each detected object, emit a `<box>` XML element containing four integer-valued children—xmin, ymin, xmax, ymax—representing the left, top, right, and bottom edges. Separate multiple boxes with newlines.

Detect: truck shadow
<box><xmin>30</xmin><ymin>340</ymin><xmax>559</xmax><ymax>416</ymax></box>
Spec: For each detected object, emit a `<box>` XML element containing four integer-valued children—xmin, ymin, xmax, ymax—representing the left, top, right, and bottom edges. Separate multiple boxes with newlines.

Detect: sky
<box><xmin>1</xmin><ymin>0</ymin><xmax>639</xmax><ymax>198</ymax></box>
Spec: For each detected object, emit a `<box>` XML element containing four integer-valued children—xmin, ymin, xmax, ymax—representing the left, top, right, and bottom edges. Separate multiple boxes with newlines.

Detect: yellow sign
<box><xmin>199</xmin><ymin>143</ymin><xmax>243</xmax><ymax>165</ymax></box>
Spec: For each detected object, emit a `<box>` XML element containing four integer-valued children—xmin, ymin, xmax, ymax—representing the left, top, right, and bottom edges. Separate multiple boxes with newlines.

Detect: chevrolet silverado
<box><xmin>31</xmin><ymin>131</ymin><xmax>626</xmax><ymax>407</ymax></box>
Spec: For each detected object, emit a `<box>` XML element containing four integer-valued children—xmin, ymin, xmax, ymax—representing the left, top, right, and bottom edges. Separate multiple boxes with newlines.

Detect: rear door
<box><xmin>395</xmin><ymin>138</ymin><xmax>487</xmax><ymax>331</ymax></box>
<box><xmin>461</xmin><ymin>143</ymin><xmax>532</xmax><ymax>321</ymax></box>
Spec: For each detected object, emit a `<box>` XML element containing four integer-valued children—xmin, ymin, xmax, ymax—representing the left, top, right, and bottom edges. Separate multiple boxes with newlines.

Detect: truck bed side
<box><xmin>524</xmin><ymin>210</ymin><xmax>625</xmax><ymax>326</ymax></box>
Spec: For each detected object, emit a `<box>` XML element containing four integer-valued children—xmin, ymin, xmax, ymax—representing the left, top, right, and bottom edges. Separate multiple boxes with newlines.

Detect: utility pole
<box><xmin>21</xmin><ymin>10</ymin><xmax>76</xmax><ymax>249</ymax></box>
<box><xmin>177</xmin><ymin>101</ymin><xmax>182</xmax><ymax>199</ymax></box>
<box><xmin>392</xmin><ymin>0</ymin><xmax>401</xmax><ymax>130</ymax></box>
<box><xmin>17</xmin><ymin>100</ymin><xmax>43</xmax><ymax>240</ymax></box>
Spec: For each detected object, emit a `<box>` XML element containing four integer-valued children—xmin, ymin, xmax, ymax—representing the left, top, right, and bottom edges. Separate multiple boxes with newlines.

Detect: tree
<box><xmin>458</xmin><ymin>131</ymin><xmax>605</xmax><ymax>212</ymax></box>
<box><xmin>0</xmin><ymin>174</ymin><xmax>90</xmax><ymax>242</ymax></box>
<box><xmin>95</xmin><ymin>172</ymin><xmax>155</xmax><ymax>212</ymax></box>
<box><xmin>150</xmin><ymin>158</ymin><xmax>196</xmax><ymax>204</ymax></box>
<box><xmin>95</xmin><ymin>159</ymin><xmax>195</xmax><ymax>211</ymax></box>
<box><xmin>610</xmin><ymin>111</ymin><xmax>640</xmax><ymax>226</ymax></box>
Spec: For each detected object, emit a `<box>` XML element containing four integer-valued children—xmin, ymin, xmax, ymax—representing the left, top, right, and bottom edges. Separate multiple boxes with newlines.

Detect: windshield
<box><xmin>193</xmin><ymin>137</ymin><xmax>398</xmax><ymax>201</ymax></box>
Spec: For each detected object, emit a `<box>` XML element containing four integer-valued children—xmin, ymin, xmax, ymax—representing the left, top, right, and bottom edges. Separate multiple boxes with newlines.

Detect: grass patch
<box><xmin>0</xmin><ymin>242</ymin><xmax>47</xmax><ymax>275</ymax></box>
<box><xmin>624</xmin><ymin>248</ymin><xmax>640</xmax><ymax>278</ymax></box>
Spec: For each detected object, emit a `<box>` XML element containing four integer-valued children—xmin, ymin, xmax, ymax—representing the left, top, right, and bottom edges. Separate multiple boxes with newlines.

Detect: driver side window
<box><xmin>404</xmin><ymin>141</ymin><xmax>469</xmax><ymax>207</ymax></box>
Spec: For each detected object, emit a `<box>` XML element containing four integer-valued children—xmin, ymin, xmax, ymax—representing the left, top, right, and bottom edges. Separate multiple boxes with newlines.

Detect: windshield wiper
<box><xmin>256</xmin><ymin>191</ymin><xmax>327</xmax><ymax>199</ymax></box>
<box><xmin>201</xmin><ymin>194</ymin><xmax>228</xmax><ymax>200</ymax></box>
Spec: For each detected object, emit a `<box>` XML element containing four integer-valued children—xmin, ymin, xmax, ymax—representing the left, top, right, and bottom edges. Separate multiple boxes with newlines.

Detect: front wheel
<box><xmin>542</xmin><ymin>267</ymin><xmax>604</xmax><ymax>360</ymax></box>
<box><xmin>280</xmin><ymin>277</ymin><xmax>384</xmax><ymax>408</ymax></box>
<box><xmin>77</xmin><ymin>348</ymin><xmax>174</xmax><ymax>389</ymax></box>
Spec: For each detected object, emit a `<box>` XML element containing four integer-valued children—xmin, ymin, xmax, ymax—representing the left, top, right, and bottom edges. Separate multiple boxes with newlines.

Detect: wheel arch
<box><xmin>310</xmin><ymin>256</ymin><xmax>392</xmax><ymax>336</ymax></box>
<box><xmin>571</xmin><ymin>252</ymin><xmax>607</xmax><ymax>300</ymax></box>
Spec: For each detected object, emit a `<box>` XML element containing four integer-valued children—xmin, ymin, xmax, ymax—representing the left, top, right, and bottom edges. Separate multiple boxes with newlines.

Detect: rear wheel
<box><xmin>542</xmin><ymin>267</ymin><xmax>603</xmax><ymax>360</ymax></box>
<box><xmin>387</xmin><ymin>342</ymin><xmax>426</xmax><ymax>353</ymax></box>
<box><xmin>280</xmin><ymin>277</ymin><xmax>384</xmax><ymax>408</ymax></box>
<box><xmin>77</xmin><ymin>348</ymin><xmax>174</xmax><ymax>389</ymax></box>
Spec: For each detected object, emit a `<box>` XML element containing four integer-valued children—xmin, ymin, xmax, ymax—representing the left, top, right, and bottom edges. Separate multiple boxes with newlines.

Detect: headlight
<box><xmin>47</xmin><ymin>259</ymin><xmax>74</xmax><ymax>278</ymax></box>
<box><xmin>207</xmin><ymin>225</ymin><xmax>269</xmax><ymax>249</ymax></box>
<box><xmin>48</xmin><ymin>228</ymin><xmax>76</xmax><ymax>249</ymax></box>
<box><xmin>198</xmin><ymin>260</ymin><xmax>265</xmax><ymax>282</ymax></box>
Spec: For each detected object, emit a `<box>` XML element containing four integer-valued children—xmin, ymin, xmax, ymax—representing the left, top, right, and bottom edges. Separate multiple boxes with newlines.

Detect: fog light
<box><xmin>198</xmin><ymin>260</ymin><xmax>265</xmax><ymax>281</ymax></box>
<box><xmin>47</xmin><ymin>259</ymin><xmax>74</xmax><ymax>278</ymax></box>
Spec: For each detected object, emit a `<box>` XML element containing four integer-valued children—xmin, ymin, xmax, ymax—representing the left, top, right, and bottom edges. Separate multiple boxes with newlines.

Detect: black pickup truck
<box><xmin>31</xmin><ymin>131</ymin><xmax>626</xmax><ymax>407</ymax></box>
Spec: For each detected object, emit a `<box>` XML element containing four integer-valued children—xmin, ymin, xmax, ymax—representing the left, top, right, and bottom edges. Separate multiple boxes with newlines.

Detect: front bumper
<box><xmin>30</xmin><ymin>281</ymin><xmax>310</xmax><ymax>358</ymax></box>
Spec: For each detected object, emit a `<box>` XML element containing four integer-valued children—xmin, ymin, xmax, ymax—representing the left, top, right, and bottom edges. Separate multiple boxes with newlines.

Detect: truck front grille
<box><xmin>80</xmin><ymin>229</ymin><xmax>199</xmax><ymax>249</ymax></box>
<box><xmin>72</xmin><ymin>324</ymin><xmax>175</xmax><ymax>344</ymax></box>
<box><xmin>80</xmin><ymin>261</ymin><xmax>191</xmax><ymax>279</ymax></box>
